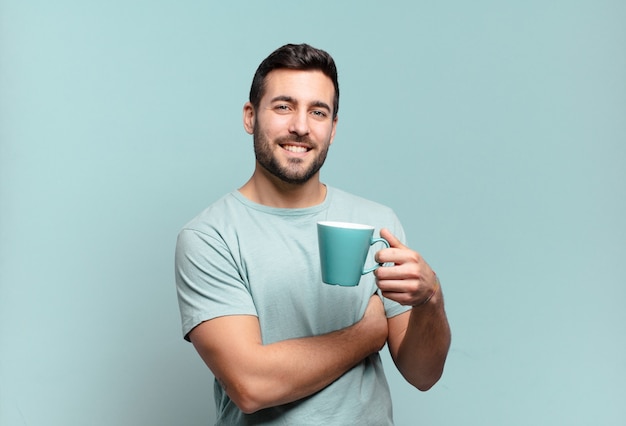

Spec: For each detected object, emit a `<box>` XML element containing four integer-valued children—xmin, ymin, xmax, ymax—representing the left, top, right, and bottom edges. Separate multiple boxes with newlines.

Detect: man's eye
<box><xmin>311</xmin><ymin>110</ymin><xmax>327</xmax><ymax>117</ymax></box>
<box><xmin>275</xmin><ymin>105</ymin><xmax>290</xmax><ymax>111</ymax></box>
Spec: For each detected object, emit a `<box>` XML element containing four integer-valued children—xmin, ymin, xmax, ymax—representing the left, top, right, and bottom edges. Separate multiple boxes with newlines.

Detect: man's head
<box><xmin>243</xmin><ymin>44</ymin><xmax>339</xmax><ymax>188</ymax></box>
<box><xmin>249</xmin><ymin>43</ymin><xmax>339</xmax><ymax>119</ymax></box>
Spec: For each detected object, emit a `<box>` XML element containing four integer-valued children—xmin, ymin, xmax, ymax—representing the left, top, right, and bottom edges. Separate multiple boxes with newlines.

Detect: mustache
<box><xmin>275</xmin><ymin>134</ymin><xmax>314</xmax><ymax>146</ymax></box>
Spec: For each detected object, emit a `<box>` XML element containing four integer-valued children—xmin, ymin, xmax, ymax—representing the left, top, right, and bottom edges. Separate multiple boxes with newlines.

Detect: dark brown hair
<box><xmin>249</xmin><ymin>43</ymin><xmax>339</xmax><ymax>118</ymax></box>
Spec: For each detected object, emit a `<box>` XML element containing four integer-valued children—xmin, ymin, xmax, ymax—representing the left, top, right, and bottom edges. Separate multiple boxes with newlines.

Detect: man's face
<box><xmin>244</xmin><ymin>69</ymin><xmax>338</xmax><ymax>185</ymax></box>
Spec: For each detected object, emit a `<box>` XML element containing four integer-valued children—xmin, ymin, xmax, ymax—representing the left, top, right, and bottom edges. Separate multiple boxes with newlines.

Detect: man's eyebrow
<box><xmin>270</xmin><ymin>95</ymin><xmax>295</xmax><ymax>103</ymax></box>
<box><xmin>310</xmin><ymin>100</ymin><xmax>332</xmax><ymax>112</ymax></box>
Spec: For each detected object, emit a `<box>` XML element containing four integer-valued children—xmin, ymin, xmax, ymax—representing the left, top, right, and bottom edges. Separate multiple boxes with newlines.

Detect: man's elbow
<box><xmin>403</xmin><ymin>361</ymin><xmax>445</xmax><ymax>392</ymax></box>
<box><xmin>222</xmin><ymin>377</ymin><xmax>273</xmax><ymax>414</ymax></box>
<box><xmin>224</xmin><ymin>389</ymin><xmax>259</xmax><ymax>414</ymax></box>
<box><xmin>413</xmin><ymin>370</ymin><xmax>443</xmax><ymax>392</ymax></box>
<box><xmin>233</xmin><ymin>395</ymin><xmax>263</xmax><ymax>415</ymax></box>
<box><xmin>415</xmin><ymin>375</ymin><xmax>440</xmax><ymax>392</ymax></box>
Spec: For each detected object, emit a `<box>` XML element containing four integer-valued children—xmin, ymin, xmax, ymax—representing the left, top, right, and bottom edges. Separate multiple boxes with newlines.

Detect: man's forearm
<box><xmin>191</xmin><ymin>295</ymin><xmax>388</xmax><ymax>414</ymax></box>
<box><xmin>240</xmin><ymin>314</ymin><xmax>386</xmax><ymax>411</ymax></box>
<box><xmin>389</xmin><ymin>290</ymin><xmax>451</xmax><ymax>391</ymax></box>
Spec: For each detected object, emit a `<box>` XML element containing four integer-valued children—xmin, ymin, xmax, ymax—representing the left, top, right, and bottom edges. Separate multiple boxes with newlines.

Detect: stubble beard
<box><xmin>253</xmin><ymin>125</ymin><xmax>330</xmax><ymax>185</ymax></box>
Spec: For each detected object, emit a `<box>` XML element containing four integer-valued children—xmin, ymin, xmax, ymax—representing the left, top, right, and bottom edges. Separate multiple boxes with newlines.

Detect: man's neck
<box><xmin>238</xmin><ymin>169</ymin><xmax>327</xmax><ymax>209</ymax></box>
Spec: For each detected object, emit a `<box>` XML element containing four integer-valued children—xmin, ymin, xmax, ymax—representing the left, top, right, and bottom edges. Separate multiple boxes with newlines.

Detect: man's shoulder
<box><xmin>179</xmin><ymin>191</ymin><xmax>241</xmax><ymax>234</ymax></box>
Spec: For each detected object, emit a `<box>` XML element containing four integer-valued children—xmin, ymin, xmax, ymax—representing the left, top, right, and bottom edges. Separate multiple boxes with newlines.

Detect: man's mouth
<box><xmin>281</xmin><ymin>144</ymin><xmax>310</xmax><ymax>153</ymax></box>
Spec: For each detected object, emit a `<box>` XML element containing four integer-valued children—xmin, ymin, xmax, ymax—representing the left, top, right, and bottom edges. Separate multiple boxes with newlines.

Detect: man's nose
<box><xmin>288</xmin><ymin>110</ymin><xmax>309</xmax><ymax>136</ymax></box>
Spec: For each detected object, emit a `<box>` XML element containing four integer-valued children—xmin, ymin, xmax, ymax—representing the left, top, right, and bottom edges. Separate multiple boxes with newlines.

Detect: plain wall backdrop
<box><xmin>1</xmin><ymin>1</ymin><xmax>625</xmax><ymax>425</ymax></box>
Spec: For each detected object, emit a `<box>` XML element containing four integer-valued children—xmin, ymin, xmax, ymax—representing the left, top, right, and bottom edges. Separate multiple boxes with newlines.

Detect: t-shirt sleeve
<box><xmin>175</xmin><ymin>228</ymin><xmax>258</xmax><ymax>341</ymax></box>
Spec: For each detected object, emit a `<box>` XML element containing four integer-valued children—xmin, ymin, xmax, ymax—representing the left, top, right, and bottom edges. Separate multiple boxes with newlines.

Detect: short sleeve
<box><xmin>175</xmin><ymin>228</ymin><xmax>257</xmax><ymax>341</ymax></box>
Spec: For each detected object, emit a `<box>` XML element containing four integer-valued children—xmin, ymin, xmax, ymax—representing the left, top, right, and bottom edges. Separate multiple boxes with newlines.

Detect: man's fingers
<box><xmin>379</xmin><ymin>228</ymin><xmax>407</xmax><ymax>249</ymax></box>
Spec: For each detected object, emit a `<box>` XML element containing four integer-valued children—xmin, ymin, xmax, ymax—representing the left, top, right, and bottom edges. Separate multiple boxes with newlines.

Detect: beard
<box><xmin>253</xmin><ymin>125</ymin><xmax>330</xmax><ymax>185</ymax></box>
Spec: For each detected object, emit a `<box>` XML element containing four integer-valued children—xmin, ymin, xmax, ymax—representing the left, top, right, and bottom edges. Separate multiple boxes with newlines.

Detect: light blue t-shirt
<box><xmin>175</xmin><ymin>186</ymin><xmax>411</xmax><ymax>425</ymax></box>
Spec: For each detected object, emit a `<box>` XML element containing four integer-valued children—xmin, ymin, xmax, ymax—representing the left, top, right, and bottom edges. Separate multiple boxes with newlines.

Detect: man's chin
<box><xmin>276</xmin><ymin>172</ymin><xmax>314</xmax><ymax>185</ymax></box>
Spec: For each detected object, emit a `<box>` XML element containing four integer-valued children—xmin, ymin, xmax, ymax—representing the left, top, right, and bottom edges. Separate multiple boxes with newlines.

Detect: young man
<box><xmin>175</xmin><ymin>43</ymin><xmax>451</xmax><ymax>425</ymax></box>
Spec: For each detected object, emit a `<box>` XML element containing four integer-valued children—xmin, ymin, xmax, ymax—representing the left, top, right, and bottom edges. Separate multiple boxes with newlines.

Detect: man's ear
<box><xmin>243</xmin><ymin>102</ymin><xmax>255</xmax><ymax>135</ymax></box>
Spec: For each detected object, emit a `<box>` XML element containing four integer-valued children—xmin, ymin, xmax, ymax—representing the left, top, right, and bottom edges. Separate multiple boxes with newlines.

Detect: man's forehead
<box><xmin>263</xmin><ymin>69</ymin><xmax>334</xmax><ymax>101</ymax></box>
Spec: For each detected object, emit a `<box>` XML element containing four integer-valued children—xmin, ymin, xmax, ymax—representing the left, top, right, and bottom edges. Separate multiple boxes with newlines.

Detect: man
<box><xmin>175</xmin><ymin>43</ymin><xmax>451</xmax><ymax>425</ymax></box>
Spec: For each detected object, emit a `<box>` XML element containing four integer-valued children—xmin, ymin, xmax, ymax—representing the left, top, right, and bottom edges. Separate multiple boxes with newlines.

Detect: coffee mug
<box><xmin>317</xmin><ymin>221</ymin><xmax>390</xmax><ymax>286</ymax></box>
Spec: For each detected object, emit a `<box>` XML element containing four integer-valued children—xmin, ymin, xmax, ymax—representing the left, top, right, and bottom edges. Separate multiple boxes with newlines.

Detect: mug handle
<box><xmin>362</xmin><ymin>237</ymin><xmax>390</xmax><ymax>275</ymax></box>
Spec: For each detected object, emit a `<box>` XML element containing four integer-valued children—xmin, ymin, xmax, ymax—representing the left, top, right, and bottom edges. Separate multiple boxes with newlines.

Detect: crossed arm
<box><xmin>188</xmin><ymin>228</ymin><xmax>451</xmax><ymax>413</ymax></box>
<box><xmin>188</xmin><ymin>294</ymin><xmax>388</xmax><ymax>414</ymax></box>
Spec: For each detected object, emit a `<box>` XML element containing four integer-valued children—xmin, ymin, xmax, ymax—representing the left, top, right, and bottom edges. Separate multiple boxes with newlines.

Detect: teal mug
<box><xmin>317</xmin><ymin>221</ymin><xmax>390</xmax><ymax>286</ymax></box>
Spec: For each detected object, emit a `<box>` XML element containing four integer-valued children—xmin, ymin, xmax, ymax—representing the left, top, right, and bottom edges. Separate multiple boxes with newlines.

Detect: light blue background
<box><xmin>1</xmin><ymin>1</ymin><xmax>624</xmax><ymax>425</ymax></box>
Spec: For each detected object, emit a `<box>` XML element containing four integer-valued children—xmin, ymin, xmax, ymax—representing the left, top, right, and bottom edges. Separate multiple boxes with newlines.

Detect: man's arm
<box><xmin>188</xmin><ymin>294</ymin><xmax>387</xmax><ymax>414</ymax></box>
<box><xmin>375</xmin><ymin>228</ymin><xmax>452</xmax><ymax>391</ymax></box>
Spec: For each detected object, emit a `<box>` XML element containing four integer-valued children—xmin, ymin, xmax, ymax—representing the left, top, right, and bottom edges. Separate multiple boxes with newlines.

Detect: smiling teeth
<box><xmin>283</xmin><ymin>145</ymin><xmax>308</xmax><ymax>153</ymax></box>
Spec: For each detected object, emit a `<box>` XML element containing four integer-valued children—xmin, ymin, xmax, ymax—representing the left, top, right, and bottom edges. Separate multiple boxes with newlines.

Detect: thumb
<box><xmin>380</xmin><ymin>228</ymin><xmax>406</xmax><ymax>249</ymax></box>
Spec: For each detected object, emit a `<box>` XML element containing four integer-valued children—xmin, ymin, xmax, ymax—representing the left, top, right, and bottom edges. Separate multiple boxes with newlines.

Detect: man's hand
<box><xmin>374</xmin><ymin>228</ymin><xmax>439</xmax><ymax>307</ymax></box>
<box><xmin>360</xmin><ymin>293</ymin><xmax>388</xmax><ymax>352</ymax></box>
